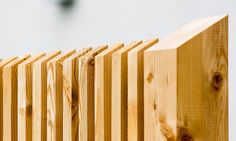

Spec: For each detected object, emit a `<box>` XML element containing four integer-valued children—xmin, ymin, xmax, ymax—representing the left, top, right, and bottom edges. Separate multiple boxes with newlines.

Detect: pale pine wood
<box><xmin>2</xmin><ymin>55</ymin><xmax>30</xmax><ymax>141</ymax></box>
<box><xmin>18</xmin><ymin>54</ymin><xmax>45</xmax><ymax>141</ymax></box>
<box><xmin>32</xmin><ymin>51</ymin><xmax>61</xmax><ymax>141</ymax></box>
<box><xmin>128</xmin><ymin>39</ymin><xmax>158</xmax><ymax>141</ymax></box>
<box><xmin>95</xmin><ymin>43</ymin><xmax>124</xmax><ymax>141</ymax></box>
<box><xmin>47</xmin><ymin>50</ymin><xmax>76</xmax><ymax>141</ymax></box>
<box><xmin>63</xmin><ymin>48</ymin><xmax>91</xmax><ymax>141</ymax></box>
<box><xmin>79</xmin><ymin>45</ymin><xmax>107</xmax><ymax>141</ymax></box>
<box><xmin>0</xmin><ymin>57</ymin><xmax>17</xmax><ymax>141</ymax></box>
<box><xmin>144</xmin><ymin>15</ymin><xmax>228</xmax><ymax>141</ymax></box>
<box><xmin>111</xmin><ymin>41</ymin><xmax>142</xmax><ymax>141</ymax></box>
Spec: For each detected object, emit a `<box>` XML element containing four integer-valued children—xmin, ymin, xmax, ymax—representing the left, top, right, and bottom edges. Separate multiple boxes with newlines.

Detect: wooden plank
<box><xmin>144</xmin><ymin>15</ymin><xmax>228</xmax><ymax>141</ymax></box>
<box><xmin>47</xmin><ymin>50</ymin><xmax>76</xmax><ymax>141</ymax></box>
<box><xmin>128</xmin><ymin>39</ymin><xmax>158</xmax><ymax>141</ymax></box>
<box><xmin>111</xmin><ymin>41</ymin><xmax>142</xmax><ymax>141</ymax></box>
<box><xmin>95</xmin><ymin>43</ymin><xmax>124</xmax><ymax>141</ymax></box>
<box><xmin>0</xmin><ymin>57</ymin><xmax>17</xmax><ymax>141</ymax></box>
<box><xmin>2</xmin><ymin>55</ymin><xmax>30</xmax><ymax>141</ymax></box>
<box><xmin>79</xmin><ymin>45</ymin><xmax>107</xmax><ymax>141</ymax></box>
<box><xmin>18</xmin><ymin>53</ymin><xmax>45</xmax><ymax>141</ymax></box>
<box><xmin>32</xmin><ymin>51</ymin><xmax>61</xmax><ymax>141</ymax></box>
<box><xmin>63</xmin><ymin>48</ymin><xmax>91</xmax><ymax>141</ymax></box>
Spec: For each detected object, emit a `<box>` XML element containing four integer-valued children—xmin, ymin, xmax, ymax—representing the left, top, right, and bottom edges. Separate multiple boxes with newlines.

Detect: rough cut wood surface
<box><xmin>128</xmin><ymin>39</ymin><xmax>158</xmax><ymax>141</ymax></box>
<box><xmin>2</xmin><ymin>55</ymin><xmax>30</xmax><ymax>141</ymax></box>
<box><xmin>32</xmin><ymin>51</ymin><xmax>61</xmax><ymax>141</ymax></box>
<box><xmin>95</xmin><ymin>43</ymin><xmax>124</xmax><ymax>141</ymax></box>
<box><xmin>18</xmin><ymin>54</ymin><xmax>45</xmax><ymax>141</ymax></box>
<box><xmin>111</xmin><ymin>41</ymin><xmax>142</xmax><ymax>141</ymax></box>
<box><xmin>144</xmin><ymin>15</ymin><xmax>228</xmax><ymax>141</ymax></box>
<box><xmin>79</xmin><ymin>45</ymin><xmax>107</xmax><ymax>141</ymax></box>
<box><xmin>63</xmin><ymin>48</ymin><xmax>91</xmax><ymax>141</ymax></box>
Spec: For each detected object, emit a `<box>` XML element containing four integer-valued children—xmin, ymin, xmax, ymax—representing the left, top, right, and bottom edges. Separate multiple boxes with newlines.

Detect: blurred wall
<box><xmin>0</xmin><ymin>0</ymin><xmax>235</xmax><ymax>140</ymax></box>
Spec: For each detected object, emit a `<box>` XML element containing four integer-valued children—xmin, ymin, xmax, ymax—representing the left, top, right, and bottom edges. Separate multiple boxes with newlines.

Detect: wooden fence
<box><xmin>0</xmin><ymin>15</ymin><xmax>228</xmax><ymax>141</ymax></box>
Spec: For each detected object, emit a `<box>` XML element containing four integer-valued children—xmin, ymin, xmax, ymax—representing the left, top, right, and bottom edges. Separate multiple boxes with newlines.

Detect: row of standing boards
<box><xmin>0</xmin><ymin>15</ymin><xmax>228</xmax><ymax>141</ymax></box>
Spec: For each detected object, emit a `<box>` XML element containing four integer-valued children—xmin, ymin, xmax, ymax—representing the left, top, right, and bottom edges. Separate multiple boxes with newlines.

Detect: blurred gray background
<box><xmin>0</xmin><ymin>0</ymin><xmax>235</xmax><ymax>140</ymax></box>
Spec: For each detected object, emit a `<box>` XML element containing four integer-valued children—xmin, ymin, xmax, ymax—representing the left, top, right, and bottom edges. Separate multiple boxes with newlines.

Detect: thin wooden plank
<box><xmin>144</xmin><ymin>15</ymin><xmax>228</xmax><ymax>141</ymax></box>
<box><xmin>111</xmin><ymin>41</ymin><xmax>143</xmax><ymax>141</ymax></box>
<box><xmin>2</xmin><ymin>55</ymin><xmax>30</xmax><ymax>141</ymax></box>
<box><xmin>128</xmin><ymin>39</ymin><xmax>158</xmax><ymax>141</ymax></box>
<box><xmin>32</xmin><ymin>51</ymin><xmax>61</xmax><ymax>141</ymax></box>
<box><xmin>79</xmin><ymin>45</ymin><xmax>107</xmax><ymax>141</ymax></box>
<box><xmin>62</xmin><ymin>48</ymin><xmax>92</xmax><ymax>141</ymax></box>
<box><xmin>95</xmin><ymin>43</ymin><xmax>124</xmax><ymax>141</ymax></box>
<box><xmin>0</xmin><ymin>57</ymin><xmax>17</xmax><ymax>141</ymax></box>
<box><xmin>18</xmin><ymin>53</ymin><xmax>46</xmax><ymax>141</ymax></box>
<box><xmin>47</xmin><ymin>50</ymin><xmax>76</xmax><ymax>141</ymax></box>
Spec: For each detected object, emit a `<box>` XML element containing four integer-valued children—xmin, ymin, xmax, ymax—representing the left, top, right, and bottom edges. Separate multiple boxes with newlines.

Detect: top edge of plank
<box><xmin>19</xmin><ymin>53</ymin><xmax>46</xmax><ymax>66</ymax></box>
<box><xmin>0</xmin><ymin>56</ymin><xmax>17</xmax><ymax>67</ymax></box>
<box><xmin>49</xmin><ymin>49</ymin><xmax>76</xmax><ymax>63</ymax></box>
<box><xmin>114</xmin><ymin>41</ymin><xmax>143</xmax><ymax>55</ymax></box>
<box><xmin>83</xmin><ymin>45</ymin><xmax>108</xmax><ymax>58</ymax></box>
<box><xmin>96</xmin><ymin>43</ymin><xmax>124</xmax><ymax>57</ymax></box>
<box><xmin>147</xmin><ymin>15</ymin><xmax>228</xmax><ymax>52</ymax></box>
<box><xmin>129</xmin><ymin>38</ymin><xmax>159</xmax><ymax>53</ymax></box>
<box><xmin>4</xmin><ymin>55</ymin><xmax>31</xmax><ymax>67</ymax></box>
<box><xmin>64</xmin><ymin>48</ymin><xmax>92</xmax><ymax>62</ymax></box>
<box><xmin>34</xmin><ymin>51</ymin><xmax>61</xmax><ymax>64</ymax></box>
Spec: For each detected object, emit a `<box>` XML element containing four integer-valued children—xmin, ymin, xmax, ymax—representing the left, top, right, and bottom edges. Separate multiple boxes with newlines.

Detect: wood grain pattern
<box><xmin>95</xmin><ymin>43</ymin><xmax>124</xmax><ymax>141</ymax></box>
<box><xmin>128</xmin><ymin>39</ymin><xmax>158</xmax><ymax>141</ymax></box>
<box><xmin>2</xmin><ymin>55</ymin><xmax>30</xmax><ymax>141</ymax></box>
<box><xmin>47</xmin><ymin>50</ymin><xmax>76</xmax><ymax>141</ymax></box>
<box><xmin>79</xmin><ymin>45</ymin><xmax>107</xmax><ymax>141</ymax></box>
<box><xmin>18</xmin><ymin>54</ymin><xmax>45</xmax><ymax>141</ymax></box>
<box><xmin>144</xmin><ymin>15</ymin><xmax>228</xmax><ymax>141</ymax></box>
<box><xmin>63</xmin><ymin>48</ymin><xmax>91</xmax><ymax>141</ymax></box>
<box><xmin>32</xmin><ymin>51</ymin><xmax>61</xmax><ymax>141</ymax></box>
<box><xmin>111</xmin><ymin>41</ymin><xmax>142</xmax><ymax>141</ymax></box>
<box><xmin>0</xmin><ymin>57</ymin><xmax>17</xmax><ymax>141</ymax></box>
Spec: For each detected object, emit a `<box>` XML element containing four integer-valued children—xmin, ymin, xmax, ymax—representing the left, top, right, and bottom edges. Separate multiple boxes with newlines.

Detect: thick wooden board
<box><xmin>18</xmin><ymin>54</ymin><xmax>45</xmax><ymax>141</ymax></box>
<box><xmin>79</xmin><ymin>45</ymin><xmax>107</xmax><ymax>141</ymax></box>
<box><xmin>32</xmin><ymin>51</ymin><xmax>61</xmax><ymax>141</ymax></box>
<box><xmin>111</xmin><ymin>41</ymin><xmax>142</xmax><ymax>141</ymax></box>
<box><xmin>47</xmin><ymin>50</ymin><xmax>76</xmax><ymax>141</ymax></box>
<box><xmin>2</xmin><ymin>55</ymin><xmax>30</xmax><ymax>141</ymax></box>
<box><xmin>0</xmin><ymin>57</ymin><xmax>17</xmax><ymax>141</ymax></box>
<box><xmin>95</xmin><ymin>43</ymin><xmax>124</xmax><ymax>141</ymax></box>
<box><xmin>62</xmin><ymin>48</ymin><xmax>91</xmax><ymax>141</ymax></box>
<box><xmin>128</xmin><ymin>39</ymin><xmax>158</xmax><ymax>141</ymax></box>
<box><xmin>144</xmin><ymin>15</ymin><xmax>228</xmax><ymax>141</ymax></box>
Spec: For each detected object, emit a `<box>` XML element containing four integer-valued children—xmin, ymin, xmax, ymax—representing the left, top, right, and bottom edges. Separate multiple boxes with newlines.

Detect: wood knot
<box><xmin>159</xmin><ymin>117</ymin><xmax>175</xmax><ymax>141</ymax></box>
<box><xmin>211</xmin><ymin>71</ymin><xmax>223</xmax><ymax>91</ymax></box>
<box><xmin>147</xmin><ymin>72</ymin><xmax>154</xmax><ymax>84</ymax></box>
<box><xmin>177</xmin><ymin>126</ymin><xmax>193</xmax><ymax>141</ymax></box>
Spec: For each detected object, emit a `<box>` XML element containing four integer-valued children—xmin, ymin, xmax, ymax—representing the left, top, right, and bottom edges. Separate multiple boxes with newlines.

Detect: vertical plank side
<box><xmin>128</xmin><ymin>39</ymin><xmax>158</xmax><ymax>141</ymax></box>
<box><xmin>3</xmin><ymin>55</ymin><xmax>30</xmax><ymax>141</ymax></box>
<box><xmin>79</xmin><ymin>45</ymin><xmax>107</xmax><ymax>141</ymax></box>
<box><xmin>95</xmin><ymin>43</ymin><xmax>124</xmax><ymax>141</ymax></box>
<box><xmin>18</xmin><ymin>54</ymin><xmax>45</xmax><ymax>141</ymax></box>
<box><xmin>32</xmin><ymin>51</ymin><xmax>61</xmax><ymax>141</ymax></box>
<box><xmin>63</xmin><ymin>48</ymin><xmax>91</xmax><ymax>141</ymax></box>
<box><xmin>111</xmin><ymin>41</ymin><xmax>142</xmax><ymax>141</ymax></box>
<box><xmin>0</xmin><ymin>57</ymin><xmax>17</xmax><ymax>141</ymax></box>
<box><xmin>47</xmin><ymin>50</ymin><xmax>76</xmax><ymax>141</ymax></box>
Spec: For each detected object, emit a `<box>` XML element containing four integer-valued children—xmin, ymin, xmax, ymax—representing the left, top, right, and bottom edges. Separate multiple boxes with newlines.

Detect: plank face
<box><xmin>79</xmin><ymin>45</ymin><xmax>107</xmax><ymax>141</ymax></box>
<box><xmin>17</xmin><ymin>54</ymin><xmax>45</xmax><ymax>141</ymax></box>
<box><xmin>2</xmin><ymin>55</ymin><xmax>30</xmax><ymax>141</ymax></box>
<box><xmin>0</xmin><ymin>57</ymin><xmax>17</xmax><ymax>141</ymax></box>
<box><xmin>95</xmin><ymin>43</ymin><xmax>124</xmax><ymax>141</ymax></box>
<box><xmin>144</xmin><ymin>15</ymin><xmax>228</xmax><ymax>141</ymax></box>
<box><xmin>111</xmin><ymin>41</ymin><xmax>142</xmax><ymax>141</ymax></box>
<box><xmin>47</xmin><ymin>50</ymin><xmax>76</xmax><ymax>141</ymax></box>
<box><xmin>128</xmin><ymin>39</ymin><xmax>158</xmax><ymax>141</ymax></box>
<box><xmin>62</xmin><ymin>48</ymin><xmax>91</xmax><ymax>141</ymax></box>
